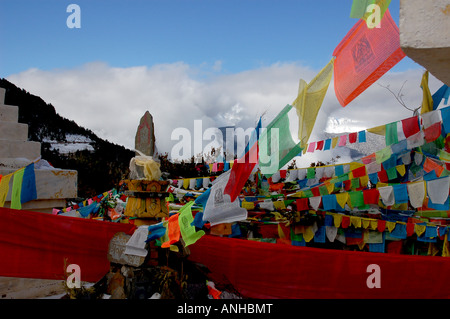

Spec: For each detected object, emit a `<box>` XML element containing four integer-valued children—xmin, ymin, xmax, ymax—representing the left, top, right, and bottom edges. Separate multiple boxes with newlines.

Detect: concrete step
<box><xmin>0</xmin><ymin>277</ymin><xmax>68</xmax><ymax>299</ymax></box>
<box><xmin>0</xmin><ymin>88</ymin><xmax>5</xmax><ymax>105</ymax></box>
<box><xmin>0</xmin><ymin>168</ymin><xmax>77</xmax><ymax>201</ymax></box>
<box><xmin>0</xmin><ymin>139</ymin><xmax>41</xmax><ymax>160</ymax></box>
<box><xmin>0</xmin><ymin>104</ymin><xmax>19</xmax><ymax>123</ymax></box>
<box><xmin>0</xmin><ymin>121</ymin><xmax>29</xmax><ymax>141</ymax></box>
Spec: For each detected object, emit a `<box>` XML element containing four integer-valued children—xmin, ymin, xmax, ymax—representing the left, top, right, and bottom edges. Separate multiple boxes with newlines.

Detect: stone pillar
<box><xmin>400</xmin><ymin>0</ymin><xmax>450</xmax><ymax>85</ymax></box>
<box><xmin>0</xmin><ymin>88</ymin><xmax>78</xmax><ymax>213</ymax></box>
<box><xmin>134</xmin><ymin>111</ymin><xmax>156</xmax><ymax>156</ymax></box>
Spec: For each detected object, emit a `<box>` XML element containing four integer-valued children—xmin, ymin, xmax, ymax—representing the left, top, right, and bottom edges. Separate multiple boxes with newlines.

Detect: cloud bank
<box><xmin>7</xmin><ymin>61</ymin><xmax>445</xmax><ymax>165</ymax></box>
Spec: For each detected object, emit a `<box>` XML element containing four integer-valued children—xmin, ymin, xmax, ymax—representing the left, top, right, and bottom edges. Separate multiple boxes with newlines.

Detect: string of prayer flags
<box><xmin>333</xmin><ymin>9</ymin><xmax>405</xmax><ymax>106</ymax></box>
<box><xmin>293</xmin><ymin>58</ymin><xmax>334</xmax><ymax>147</ymax></box>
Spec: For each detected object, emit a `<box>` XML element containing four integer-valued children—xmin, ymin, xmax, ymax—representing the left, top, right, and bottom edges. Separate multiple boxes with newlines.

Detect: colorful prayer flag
<box><xmin>333</xmin><ymin>10</ymin><xmax>405</xmax><ymax>106</ymax></box>
<box><xmin>259</xmin><ymin>104</ymin><xmax>303</xmax><ymax>177</ymax></box>
<box><xmin>293</xmin><ymin>58</ymin><xmax>334</xmax><ymax>147</ymax></box>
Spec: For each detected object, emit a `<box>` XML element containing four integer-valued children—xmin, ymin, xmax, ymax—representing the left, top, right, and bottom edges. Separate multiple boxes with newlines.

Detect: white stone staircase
<box><xmin>0</xmin><ymin>87</ymin><xmax>78</xmax><ymax>213</ymax></box>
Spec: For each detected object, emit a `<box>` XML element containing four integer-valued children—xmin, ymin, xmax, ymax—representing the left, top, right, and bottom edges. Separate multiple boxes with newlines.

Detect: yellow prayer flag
<box><xmin>370</xmin><ymin>220</ymin><xmax>378</xmax><ymax>230</ymax></box>
<box><xmin>183</xmin><ymin>179</ymin><xmax>190</xmax><ymax>190</ymax></box>
<box><xmin>293</xmin><ymin>58</ymin><xmax>335</xmax><ymax>148</ymax></box>
<box><xmin>386</xmin><ymin>221</ymin><xmax>396</xmax><ymax>233</ymax></box>
<box><xmin>333</xmin><ymin>213</ymin><xmax>343</xmax><ymax>227</ymax></box>
<box><xmin>325</xmin><ymin>182</ymin><xmax>334</xmax><ymax>194</ymax></box>
<box><xmin>331</xmin><ymin>137</ymin><xmax>339</xmax><ymax>148</ymax></box>
<box><xmin>415</xmin><ymin>224</ymin><xmax>426</xmax><ymax>237</ymax></box>
<box><xmin>303</xmin><ymin>225</ymin><xmax>315</xmax><ymax>242</ymax></box>
<box><xmin>273</xmin><ymin>200</ymin><xmax>286</xmax><ymax>210</ymax></box>
<box><xmin>360</xmin><ymin>175</ymin><xmax>369</xmax><ymax>188</ymax></box>
<box><xmin>367</xmin><ymin>124</ymin><xmax>386</xmax><ymax>136</ymax></box>
<box><xmin>420</xmin><ymin>70</ymin><xmax>433</xmax><ymax>114</ymax></box>
<box><xmin>0</xmin><ymin>174</ymin><xmax>13</xmax><ymax>207</ymax></box>
<box><xmin>336</xmin><ymin>193</ymin><xmax>349</xmax><ymax>209</ymax></box>
<box><xmin>362</xmin><ymin>218</ymin><xmax>371</xmax><ymax>229</ymax></box>
<box><xmin>242</xmin><ymin>201</ymin><xmax>255</xmax><ymax>210</ymax></box>
<box><xmin>396</xmin><ymin>164</ymin><xmax>406</xmax><ymax>176</ymax></box>
<box><xmin>443</xmin><ymin>234</ymin><xmax>450</xmax><ymax>257</ymax></box>
<box><xmin>350</xmin><ymin>216</ymin><xmax>362</xmax><ymax>228</ymax></box>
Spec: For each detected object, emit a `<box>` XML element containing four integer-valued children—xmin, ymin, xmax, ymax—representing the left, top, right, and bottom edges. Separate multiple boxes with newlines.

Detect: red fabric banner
<box><xmin>189</xmin><ymin>235</ymin><xmax>450</xmax><ymax>299</ymax></box>
<box><xmin>0</xmin><ymin>207</ymin><xmax>135</xmax><ymax>282</ymax></box>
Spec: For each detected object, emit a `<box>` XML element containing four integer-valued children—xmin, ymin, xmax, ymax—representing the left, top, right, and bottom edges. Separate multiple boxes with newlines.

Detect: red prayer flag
<box><xmin>363</xmin><ymin>188</ymin><xmax>380</xmax><ymax>205</ymax></box>
<box><xmin>377</xmin><ymin>220</ymin><xmax>387</xmax><ymax>232</ymax></box>
<box><xmin>401</xmin><ymin>116</ymin><xmax>420</xmax><ymax>138</ymax></box>
<box><xmin>349</xmin><ymin>132</ymin><xmax>358</xmax><ymax>143</ymax></box>
<box><xmin>296</xmin><ymin>198</ymin><xmax>309</xmax><ymax>211</ymax></box>
<box><xmin>333</xmin><ymin>10</ymin><xmax>405</xmax><ymax>106</ymax></box>
<box><xmin>377</xmin><ymin>170</ymin><xmax>389</xmax><ymax>183</ymax></box>
<box><xmin>424</xmin><ymin>122</ymin><xmax>442</xmax><ymax>143</ymax></box>
<box><xmin>316</xmin><ymin>140</ymin><xmax>324</xmax><ymax>150</ymax></box>
<box><xmin>352</xmin><ymin>166</ymin><xmax>367</xmax><ymax>178</ymax></box>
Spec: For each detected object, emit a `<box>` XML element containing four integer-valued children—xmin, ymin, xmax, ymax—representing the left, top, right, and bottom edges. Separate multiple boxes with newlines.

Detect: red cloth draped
<box><xmin>188</xmin><ymin>235</ymin><xmax>450</xmax><ymax>299</ymax></box>
<box><xmin>0</xmin><ymin>207</ymin><xmax>135</xmax><ymax>282</ymax></box>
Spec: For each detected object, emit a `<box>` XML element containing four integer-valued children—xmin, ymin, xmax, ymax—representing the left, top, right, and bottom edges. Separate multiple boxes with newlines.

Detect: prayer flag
<box><xmin>0</xmin><ymin>174</ymin><xmax>12</xmax><ymax>207</ymax></box>
<box><xmin>401</xmin><ymin>116</ymin><xmax>420</xmax><ymax>138</ymax></box>
<box><xmin>420</xmin><ymin>71</ymin><xmax>433</xmax><ymax>114</ymax></box>
<box><xmin>259</xmin><ymin>105</ymin><xmax>303</xmax><ymax>177</ymax></box>
<box><xmin>385</xmin><ymin>122</ymin><xmax>398</xmax><ymax>146</ymax></box>
<box><xmin>10</xmin><ymin>168</ymin><xmax>25</xmax><ymax>210</ymax></box>
<box><xmin>358</xmin><ymin>130</ymin><xmax>367</xmax><ymax>143</ymax></box>
<box><xmin>203</xmin><ymin>170</ymin><xmax>248</xmax><ymax>226</ymax></box>
<box><xmin>293</xmin><ymin>58</ymin><xmax>334</xmax><ymax>147</ymax></box>
<box><xmin>333</xmin><ymin>10</ymin><xmax>405</xmax><ymax>106</ymax></box>
<box><xmin>178</xmin><ymin>201</ymin><xmax>205</xmax><ymax>247</ymax></box>
<box><xmin>224</xmin><ymin>118</ymin><xmax>261</xmax><ymax>202</ymax></box>
<box><xmin>432</xmin><ymin>84</ymin><xmax>450</xmax><ymax>110</ymax></box>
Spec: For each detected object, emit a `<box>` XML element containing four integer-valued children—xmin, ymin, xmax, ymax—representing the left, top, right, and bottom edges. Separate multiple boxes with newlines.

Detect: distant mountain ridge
<box><xmin>0</xmin><ymin>78</ymin><xmax>135</xmax><ymax>199</ymax></box>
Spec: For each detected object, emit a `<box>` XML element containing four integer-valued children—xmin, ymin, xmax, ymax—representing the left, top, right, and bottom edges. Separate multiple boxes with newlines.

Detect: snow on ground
<box><xmin>44</xmin><ymin>134</ymin><xmax>95</xmax><ymax>154</ymax></box>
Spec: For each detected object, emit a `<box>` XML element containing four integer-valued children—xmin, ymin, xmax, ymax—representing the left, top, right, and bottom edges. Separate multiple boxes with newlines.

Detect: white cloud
<box><xmin>7</xmin><ymin>61</ymin><xmax>445</xmax><ymax>165</ymax></box>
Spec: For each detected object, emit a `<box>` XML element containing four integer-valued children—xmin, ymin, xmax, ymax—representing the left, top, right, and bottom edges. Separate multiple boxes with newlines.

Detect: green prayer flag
<box><xmin>385</xmin><ymin>122</ymin><xmax>399</xmax><ymax>146</ymax></box>
<box><xmin>11</xmin><ymin>168</ymin><xmax>25</xmax><ymax>210</ymax></box>
<box><xmin>178</xmin><ymin>201</ymin><xmax>205</xmax><ymax>247</ymax></box>
<box><xmin>349</xmin><ymin>191</ymin><xmax>365</xmax><ymax>208</ymax></box>
<box><xmin>303</xmin><ymin>189</ymin><xmax>314</xmax><ymax>198</ymax></box>
<box><xmin>376</xmin><ymin>146</ymin><xmax>393</xmax><ymax>164</ymax></box>
<box><xmin>259</xmin><ymin>104</ymin><xmax>303</xmax><ymax>177</ymax></box>
<box><xmin>307</xmin><ymin>167</ymin><xmax>316</xmax><ymax>180</ymax></box>
<box><xmin>319</xmin><ymin>185</ymin><xmax>329</xmax><ymax>196</ymax></box>
<box><xmin>386</xmin><ymin>166</ymin><xmax>397</xmax><ymax>180</ymax></box>
<box><xmin>351</xmin><ymin>178</ymin><xmax>360</xmax><ymax>189</ymax></box>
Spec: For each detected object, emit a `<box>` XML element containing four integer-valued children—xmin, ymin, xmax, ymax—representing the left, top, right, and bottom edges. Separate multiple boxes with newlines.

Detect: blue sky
<box><xmin>2</xmin><ymin>0</ymin><xmax>442</xmax><ymax>165</ymax></box>
<box><xmin>0</xmin><ymin>0</ymin><xmax>417</xmax><ymax>77</ymax></box>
